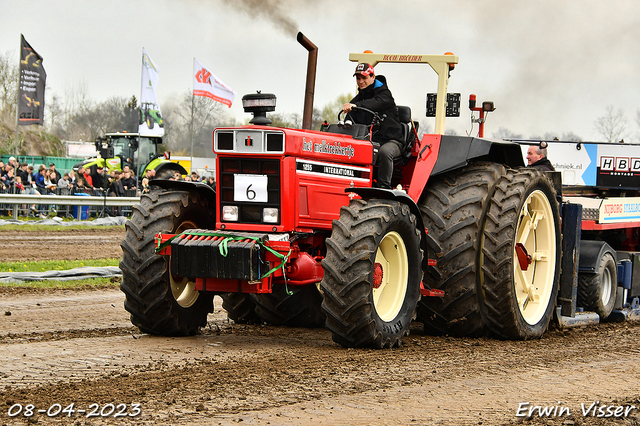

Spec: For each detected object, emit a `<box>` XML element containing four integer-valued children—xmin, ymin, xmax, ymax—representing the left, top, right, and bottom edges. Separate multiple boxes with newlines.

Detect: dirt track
<box><xmin>0</xmin><ymin>228</ymin><xmax>124</xmax><ymax>262</ymax></box>
<box><xmin>1</xmin><ymin>228</ymin><xmax>640</xmax><ymax>425</ymax></box>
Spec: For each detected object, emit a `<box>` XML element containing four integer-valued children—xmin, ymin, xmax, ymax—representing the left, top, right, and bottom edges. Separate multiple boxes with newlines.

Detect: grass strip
<box><xmin>0</xmin><ymin>259</ymin><xmax>120</xmax><ymax>273</ymax></box>
<box><xmin>0</xmin><ymin>224</ymin><xmax>125</xmax><ymax>232</ymax></box>
<box><xmin>0</xmin><ymin>259</ymin><xmax>121</xmax><ymax>290</ymax></box>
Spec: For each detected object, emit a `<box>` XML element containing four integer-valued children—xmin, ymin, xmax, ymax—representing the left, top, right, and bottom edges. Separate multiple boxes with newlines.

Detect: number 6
<box><xmin>246</xmin><ymin>184</ymin><xmax>256</xmax><ymax>200</ymax></box>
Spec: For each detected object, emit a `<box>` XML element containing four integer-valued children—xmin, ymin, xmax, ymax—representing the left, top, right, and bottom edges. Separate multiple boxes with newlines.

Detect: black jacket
<box><xmin>530</xmin><ymin>157</ymin><xmax>555</xmax><ymax>171</ymax></box>
<box><xmin>349</xmin><ymin>75</ymin><xmax>403</xmax><ymax>144</ymax></box>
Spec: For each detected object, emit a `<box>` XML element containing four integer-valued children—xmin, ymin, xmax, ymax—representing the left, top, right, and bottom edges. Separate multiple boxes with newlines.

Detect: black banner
<box><xmin>18</xmin><ymin>35</ymin><xmax>46</xmax><ymax>126</ymax></box>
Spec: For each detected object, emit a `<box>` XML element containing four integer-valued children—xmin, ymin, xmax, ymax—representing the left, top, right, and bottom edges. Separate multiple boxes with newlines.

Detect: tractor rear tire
<box><xmin>416</xmin><ymin>162</ymin><xmax>506</xmax><ymax>336</ymax></box>
<box><xmin>480</xmin><ymin>168</ymin><xmax>561</xmax><ymax>339</ymax></box>
<box><xmin>321</xmin><ymin>199</ymin><xmax>422</xmax><ymax>348</ymax></box>
<box><xmin>120</xmin><ymin>189</ymin><xmax>215</xmax><ymax>335</ymax></box>
<box><xmin>250</xmin><ymin>284</ymin><xmax>325</xmax><ymax>327</ymax></box>
<box><xmin>578</xmin><ymin>252</ymin><xmax>617</xmax><ymax>320</ymax></box>
<box><xmin>220</xmin><ymin>293</ymin><xmax>262</xmax><ymax>324</ymax></box>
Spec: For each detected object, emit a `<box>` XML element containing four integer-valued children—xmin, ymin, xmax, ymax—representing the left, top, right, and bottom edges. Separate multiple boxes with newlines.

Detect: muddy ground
<box><xmin>0</xmin><ymin>227</ymin><xmax>639</xmax><ymax>425</ymax></box>
<box><xmin>0</xmin><ymin>228</ymin><xmax>125</xmax><ymax>262</ymax></box>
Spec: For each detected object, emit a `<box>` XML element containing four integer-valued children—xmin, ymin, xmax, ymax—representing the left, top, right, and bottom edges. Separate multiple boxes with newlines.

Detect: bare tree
<box><xmin>0</xmin><ymin>51</ymin><xmax>18</xmax><ymax>116</ymax></box>
<box><xmin>561</xmin><ymin>131</ymin><xmax>583</xmax><ymax>142</ymax></box>
<box><xmin>595</xmin><ymin>105</ymin><xmax>627</xmax><ymax>143</ymax></box>
<box><xmin>321</xmin><ymin>93</ymin><xmax>353</xmax><ymax>124</ymax></box>
<box><xmin>162</xmin><ymin>90</ymin><xmax>226</xmax><ymax>156</ymax></box>
<box><xmin>492</xmin><ymin>127</ymin><xmax>523</xmax><ymax>140</ymax></box>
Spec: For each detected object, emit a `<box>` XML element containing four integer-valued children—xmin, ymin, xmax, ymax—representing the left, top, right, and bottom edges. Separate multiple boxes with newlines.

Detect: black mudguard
<box><xmin>432</xmin><ymin>135</ymin><xmax>525</xmax><ymax>176</ymax></box>
<box><xmin>579</xmin><ymin>240</ymin><xmax>617</xmax><ymax>274</ymax></box>
<box><xmin>150</xmin><ymin>179</ymin><xmax>216</xmax><ymax>201</ymax></box>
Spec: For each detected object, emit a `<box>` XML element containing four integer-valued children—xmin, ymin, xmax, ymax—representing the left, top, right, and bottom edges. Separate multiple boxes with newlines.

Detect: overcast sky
<box><xmin>2</xmin><ymin>0</ymin><xmax>639</xmax><ymax>142</ymax></box>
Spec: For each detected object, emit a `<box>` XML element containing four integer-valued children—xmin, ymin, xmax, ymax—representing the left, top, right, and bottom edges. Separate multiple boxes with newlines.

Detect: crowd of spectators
<box><xmin>0</xmin><ymin>157</ymin><xmax>215</xmax><ymax>218</ymax></box>
<box><xmin>0</xmin><ymin>157</ymin><xmax>143</xmax><ymax>218</ymax></box>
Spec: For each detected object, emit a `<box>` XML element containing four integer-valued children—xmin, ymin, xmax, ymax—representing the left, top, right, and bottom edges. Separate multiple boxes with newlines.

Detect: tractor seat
<box><xmin>396</xmin><ymin>106</ymin><xmax>416</xmax><ymax>155</ymax></box>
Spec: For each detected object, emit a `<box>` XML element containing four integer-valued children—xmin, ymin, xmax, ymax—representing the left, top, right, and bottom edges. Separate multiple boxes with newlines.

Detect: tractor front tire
<box><xmin>250</xmin><ymin>284</ymin><xmax>325</xmax><ymax>327</ymax></box>
<box><xmin>321</xmin><ymin>199</ymin><xmax>422</xmax><ymax>348</ymax></box>
<box><xmin>417</xmin><ymin>162</ymin><xmax>506</xmax><ymax>336</ymax></box>
<box><xmin>480</xmin><ymin>168</ymin><xmax>561</xmax><ymax>339</ymax></box>
<box><xmin>120</xmin><ymin>189</ymin><xmax>215</xmax><ymax>335</ymax></box>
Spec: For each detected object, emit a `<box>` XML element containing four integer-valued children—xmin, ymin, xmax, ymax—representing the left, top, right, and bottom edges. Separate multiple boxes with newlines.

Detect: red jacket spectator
<box><xmin>83</xmin><ymin>170</ymin><xmax>93</xmax><ymax>187</ymax></box>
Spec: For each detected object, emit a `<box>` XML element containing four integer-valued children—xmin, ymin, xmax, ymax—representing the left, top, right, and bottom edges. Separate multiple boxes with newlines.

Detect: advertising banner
<box><xmin>18</xmin><ymin>35</ymin><xmax>46</xmax><ymax>126</ymax></box>
<box><xmin>193</xmin><ymin>58</ymin><xmax>236</xmax><ymax>107</ymax></box>
<box><xmin>139</xmin><ymin>49</ymin><xmax>164</xmax><ymax>136</ymax></box>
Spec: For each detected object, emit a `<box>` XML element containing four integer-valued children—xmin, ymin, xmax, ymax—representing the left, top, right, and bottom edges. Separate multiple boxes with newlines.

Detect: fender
<box><xmin>150</xmin><ymin>159</ymin><xmax>188</xmax><ymax>177</ymax></box>
<box><xmin>431</xmin><ymin>135</ymin><xmax>525</xmax><ymax>176</ymax></box>
<box><xmin>578</xmin><ymin>240</ymin><xmax>617</xmax><ymax>274</ymax></box>
<box><xmin>407</xmin><ymin>134</ymin><xmax>526</xmax><ymax>204</ymax></box>
<box><xmin>347</xmin><ymin>187</ymin><xmax>431</xmax><ymax>283</ymax></box>
<box><xmin>150</xmin><ymin>179</ymin><xmax>216</xmax><ymax>201</ymax></box>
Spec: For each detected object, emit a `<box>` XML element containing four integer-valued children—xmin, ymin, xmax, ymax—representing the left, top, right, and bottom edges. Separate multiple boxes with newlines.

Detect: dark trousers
<box><xmin>377</xmin><ymin>140</ymin><xmax>402</xmax><ymax>188</ymax></box>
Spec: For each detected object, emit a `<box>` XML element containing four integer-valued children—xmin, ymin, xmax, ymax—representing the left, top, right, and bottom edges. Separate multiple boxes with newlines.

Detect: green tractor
<box><xmin>73</xmin><ymin>132</ymin><xmax>187</xmax><ymax>179</ymax></box>
<box><xmin>139</xmin><ymin>102</ymin><xmax>164</xmax><ymax>130</ymax></box>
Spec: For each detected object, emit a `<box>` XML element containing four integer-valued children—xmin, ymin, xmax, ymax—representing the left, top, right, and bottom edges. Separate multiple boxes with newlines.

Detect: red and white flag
<box><xmin>193</xmin><ymin>59</ymin><xmax>236</xmax><ymax>108</ymax></box>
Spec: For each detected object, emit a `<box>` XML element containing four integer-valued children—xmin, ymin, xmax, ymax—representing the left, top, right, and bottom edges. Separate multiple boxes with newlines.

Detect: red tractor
<box><xmin>120</xmin><ymin>35</ymin><xmax>561</xmax><ymax>348</ymax></box>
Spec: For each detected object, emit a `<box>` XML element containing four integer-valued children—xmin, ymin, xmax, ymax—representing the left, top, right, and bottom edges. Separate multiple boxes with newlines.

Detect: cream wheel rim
<box><xmin>373</xmin><ymin>231</ymin><xmax>409</xmax><ymax>322</ymax></box>
<box><xmin>170</xmin><ymin>220</ymin><xmax>200</xmax><ymax>308</ymax></box>
<box><xmin>601</xmin><ymin>265</ymin><xmax>612</xmax><ymax>306</ymax></box>
<box><xmin>514</xmin><ymin>190</ymin><xmax>556</xmax><ymax>325</ymax></box>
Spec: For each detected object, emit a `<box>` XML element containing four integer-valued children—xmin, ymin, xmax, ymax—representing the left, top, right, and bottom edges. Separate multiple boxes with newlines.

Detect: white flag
<box><xmin>139</xmin><ymin>49</ymin><xmax>164</xmax><ymax>136</ymax></box>
<box><xmin>193</xmin><ymin>58</ymin><xmax>236</xmax><ymax>107</ymax></box>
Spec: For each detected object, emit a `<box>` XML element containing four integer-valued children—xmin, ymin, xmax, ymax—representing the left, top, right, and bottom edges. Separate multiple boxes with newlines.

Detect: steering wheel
<box><xmin>338</xmin><ymin>105</ymin><xmax>382</xmax><ymax>127</ymax></box>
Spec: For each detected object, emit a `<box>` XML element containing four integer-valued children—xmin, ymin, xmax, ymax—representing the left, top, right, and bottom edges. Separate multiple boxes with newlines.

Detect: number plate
<box><xmin>234</xmin><ymin>174</ymin><xmax>268</xmax><ymax>202</ymax></box>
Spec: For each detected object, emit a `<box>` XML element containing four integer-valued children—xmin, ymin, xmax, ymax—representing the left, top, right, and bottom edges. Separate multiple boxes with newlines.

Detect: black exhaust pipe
<box><xmin>297</xmin><ymin>32</ymin><xmax>317</xmax><ymax>130</ymax></box>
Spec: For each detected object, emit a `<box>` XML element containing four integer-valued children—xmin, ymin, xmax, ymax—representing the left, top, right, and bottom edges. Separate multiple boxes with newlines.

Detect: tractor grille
<box><xmin>219</xmin><ymin>157</ymin><xmax>281</xmax><ymax>224</ymax></box>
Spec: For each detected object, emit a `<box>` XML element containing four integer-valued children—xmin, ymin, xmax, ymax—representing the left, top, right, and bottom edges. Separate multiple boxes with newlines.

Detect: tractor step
<box><xmin>555</xmin><ymin>307</ymin><xmax>600</xmax><ymax>328</ymax></box>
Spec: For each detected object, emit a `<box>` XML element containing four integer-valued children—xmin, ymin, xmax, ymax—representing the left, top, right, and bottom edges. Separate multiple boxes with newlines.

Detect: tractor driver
<box><xmin>343</xmin><ymin>63</ymin><xmax>404</xmax><ymax>189</ymax></box>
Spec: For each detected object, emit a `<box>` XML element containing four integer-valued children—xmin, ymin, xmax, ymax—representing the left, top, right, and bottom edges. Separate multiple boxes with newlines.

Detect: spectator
<box><xmin>109</xmin><ymin>171</ymin><xmax>125</xmax><ymax>197</ymax></box>
<box><xmin>73</xmin><ymin>175</ymin><xmax>87</xmax><ymax>193</ymax></box>
<box><xmin>58</xmin><ymin>173</ymin><xmax>70</xmax><ymax>188</ymax></box>
<box><xmin>190</xmin><ymin>171</ymin><xmax>199</xmax><ymax>182</ymax></box>
<box><xmin>4</xmin><ymin>167</ymin><xmax>14</xmax><ymax>190</ymax></box>
<box><xmin>75</xmin><ymin>166</ymin><xmax>91</xmax><ymax>190</ymax></box>
<box><xmin>68</xmin><ymin>170</ymin><xmax>77</xmax><ymax>186</ymax></box>
<box><xmin>18</xmin><ymin>163</ymin><xmax>29</xmax><ymax>183</ymax></box>
<box><xmin>140</xmin><ymin>177</ymin><xmax>150</xmax><ymax>194</ymax></box>
<box><xmin>14</xmin><ymin>176</ymin><xmax>24</xmax><ymax>193</ymax></box>
<box><xmin>83</xmin><ymin>166</ymin><xmax>94</xmax><ymax>188</ymax></box>
<box><xmin>526</xmin><ymin>144</ymin><xmax>555</xmax><ymax>171</ymax></box>
<box><xmin>43</xmin><ymin>169</ymin><xmax>56</xmax><ymax>192</ymax></box>
<box><xmin>207</xmin><ymin>176</ymin><xmax>216</xmax><ymax>189</ymax></box>
<box><xmin>0</xmin><ymin>163</ymin><xmax>12</xmax><ymax>186</ymax></box>
<box><xmin>34</xmin><ymin>165</ymin><xmax>47</xmax><ymax>193</ymax></box>
<box><xmin>91</xmin><ymin>166</ymin><xmax>107</xmax><ymax>190</ymax></box>
<box><xmin>145</xmin><ymin>169</ymin><xmax>156</xmax><ymax>180</ymax></box>
<box><xmin>8</xmin><ymin>156</ymin><xmax>17</xmax><ymax>169</ymax></box>
<box><xmin>172</xmin><ymin>171</ymin><xmax>182</xmax><ymax>180</ymax></box>
<box><xmin>49</xmin><ymin>163</ymin><xmax>61</xmax><ymax>182</ymax></box>
<box><xmin>122</xmin><ymin>170</ymin><xmax>136</xmax><ymax>191</ymax></box>
<box><xmin>23</xmin><ymin>166</ymin><xmax>36</xmax><ymax>193</ymax></box>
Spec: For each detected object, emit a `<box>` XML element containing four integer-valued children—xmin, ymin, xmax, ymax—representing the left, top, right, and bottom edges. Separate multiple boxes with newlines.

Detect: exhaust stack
<box><xmin>297</xmin><ymin>32</ymin><xmax>317</xmax><ymax>130</ymax></box>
